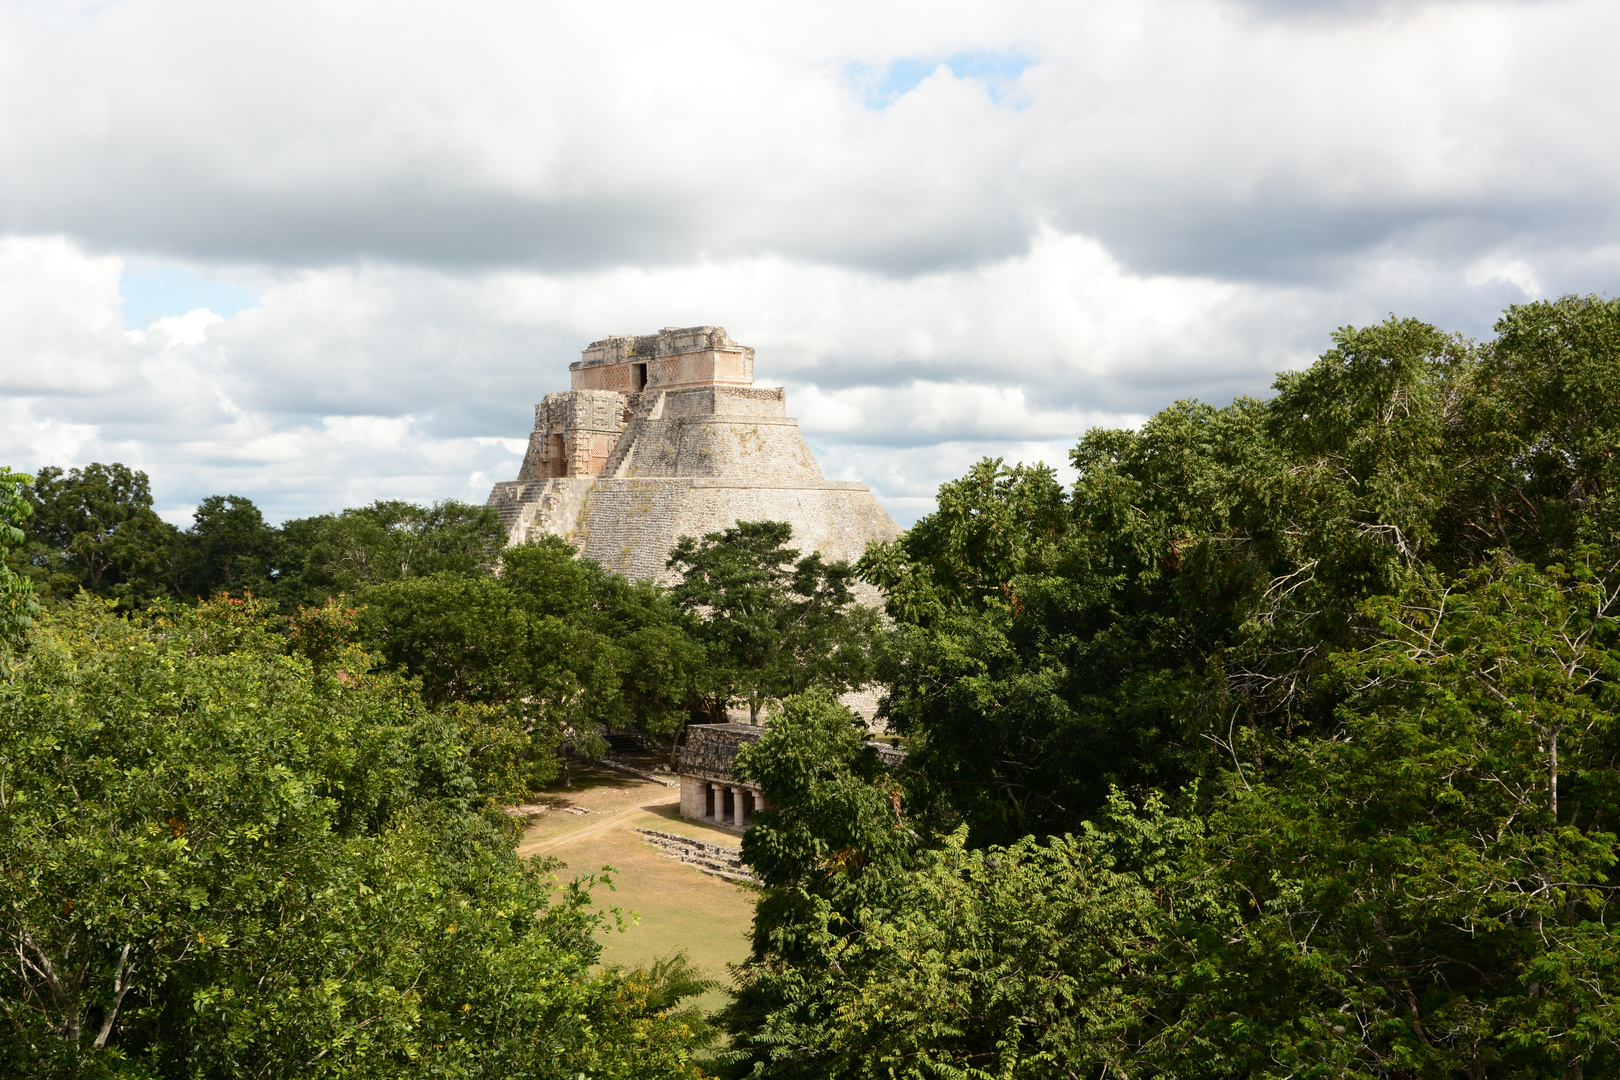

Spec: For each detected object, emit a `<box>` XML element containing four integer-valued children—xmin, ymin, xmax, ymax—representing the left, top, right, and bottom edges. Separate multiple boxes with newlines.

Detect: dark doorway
<box><xmin>633</xmin><ymin>362</ymin><xmax>648</xmax><ymax>390</ymax></box>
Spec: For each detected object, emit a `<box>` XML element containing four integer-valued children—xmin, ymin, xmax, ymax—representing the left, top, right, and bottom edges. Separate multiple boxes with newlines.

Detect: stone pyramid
<box><xmin>486</xmin><ymin>326</ymin><xmax>900</xmax><ymax>580</ymax></box>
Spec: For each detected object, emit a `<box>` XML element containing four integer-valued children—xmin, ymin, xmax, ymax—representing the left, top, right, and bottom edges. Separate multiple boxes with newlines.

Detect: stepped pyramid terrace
<box><xmin>486</xmin><ymin>326</ymin><xmax>900</xmax><ymax>580</ymax></box>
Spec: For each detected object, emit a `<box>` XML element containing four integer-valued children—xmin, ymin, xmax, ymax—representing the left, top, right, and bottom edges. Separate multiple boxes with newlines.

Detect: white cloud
<box><xmin>1465</xmin><ymin>254</ymin><xmax>1543</xmax><ymax>298</ymax></box>
<box><xmin>322</xmin><ymin>415</ymin><xmax>415</xmax><ymax>450</ymax></box>
<box><xmin>129</xmin><ymin>308</ymin><xmax>224</xmax><ymax>348</ymax></box>
<box><xmin>0</xmin><ymin>235</ymin><xmax>132</xmax><ymax>394</ymax></box>
<box><xmin>789</xmin><ymin>382</ymin><xmax>1142</xmax><ymax>442</ymax></box>
<box><xmin>0</xmin><ymin>398</ymin><xmax>100</xmax><ymax>467</ymax></box>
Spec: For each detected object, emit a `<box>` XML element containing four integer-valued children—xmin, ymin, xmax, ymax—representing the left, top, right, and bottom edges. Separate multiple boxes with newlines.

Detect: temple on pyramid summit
<box><xmin>486</xmin><ymin>326</ymin><xmax>900</xmax><ymax>580</ymax></box>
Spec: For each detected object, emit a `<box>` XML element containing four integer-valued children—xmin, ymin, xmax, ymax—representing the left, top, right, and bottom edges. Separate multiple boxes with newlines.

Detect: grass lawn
<box><xmin>515</xmin><ymin>764</ymin><xmax>756</xmax><ymax>1016</ymax></box>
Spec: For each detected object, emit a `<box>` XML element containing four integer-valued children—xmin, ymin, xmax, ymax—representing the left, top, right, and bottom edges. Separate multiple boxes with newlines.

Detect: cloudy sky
<box><xmin>1</xmin><ymin>0</ymin><xmax>1616</xmax><ymax>526</ymax></box>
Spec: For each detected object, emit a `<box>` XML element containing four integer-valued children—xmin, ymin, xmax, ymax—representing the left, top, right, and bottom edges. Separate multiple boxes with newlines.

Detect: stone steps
<box><xmin>636</xmin><ymin>827</ymin><xmax>757</xmax><ymax>885</ymax></box>
<box><xmin>597</xmin><ymin>392</ymin><xmax>652</xmax><ymax>478</ymax></box>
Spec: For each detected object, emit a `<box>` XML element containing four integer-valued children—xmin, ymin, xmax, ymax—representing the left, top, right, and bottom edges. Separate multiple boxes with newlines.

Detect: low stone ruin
<box><xmin>673</xmin><ymin>722</ymin><xmax>905</xmax><ymax>830</ymax></box>
<box><xmin>636</xmin><ymin>828</ymin><xmax>756</xmax><ymax>885</ymax></box>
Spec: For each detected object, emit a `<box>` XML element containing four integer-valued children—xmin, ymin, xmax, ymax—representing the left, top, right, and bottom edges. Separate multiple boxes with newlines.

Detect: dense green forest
<box><xmin>0</xmin><ymin>468</ymin><xmax>880</xmax><ymax>1077</ymax></box>
<box><xmin>723</xmin><ymin>296</ymin><xmax>1620</xmax><ymax>1078</ymax></box>
<box><xmin>4</xmin><ymin>294</ymin><xmax>1619</xmax><ymax>1077</ymax></box>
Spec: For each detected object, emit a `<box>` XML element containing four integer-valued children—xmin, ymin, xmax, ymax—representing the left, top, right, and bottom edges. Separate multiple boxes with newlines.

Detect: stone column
<box><xmin>729</xmin><ymin>786</ymin><xmax>745</xmax><ymax>828</ymax></box>
<box><xmin>754</xmin><ymin>791</ymin><xmax>767</xmax><ymax>813</ymax></box>
<box><xmin>707</xmin><ymin>782</ymin><xmax>719</xmax><ymax>821</ymax></box>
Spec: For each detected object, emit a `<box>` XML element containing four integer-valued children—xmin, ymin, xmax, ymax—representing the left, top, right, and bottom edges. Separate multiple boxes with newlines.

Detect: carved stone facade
<box><xmin>518</xmin><ymin>390</ymin><xmax>631</xmax><ymax>481</ymax></box>
<box><xmin>573</xmin><ymin>326</ymin><xmax>755</xmax><ymax>393</ymax></box>
<box><xmin>487</xmin><ymin>326</ymin><xmax>901</xmax><ymax>582</ymax></box>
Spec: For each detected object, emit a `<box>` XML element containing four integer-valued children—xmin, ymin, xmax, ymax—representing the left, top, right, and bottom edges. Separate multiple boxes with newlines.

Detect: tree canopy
<box><xmin>669</xmin><ymin>521</ymin><xmax>877</xmax><ymax>722</ymax></box>
<box><xmin>15</xmin><ymin>478</ymin><xmax>505</xmax><ymax>611</ymax></box>
<box><xmin>0</xmin><ymin>593</ymin><xmax>711</xmax><ymax>1079</ymax></box>
<box><xmin>0</xmin><ymin>468</ymin><xmax>41</xmax><ymax>656</ymax></box>
<box><xmin>721</xmin><ymin>295</ymin><xmax>1620</xmax><ymax>1079</ymax></box>
<box><xmin>13</xmin><ymin>294</ymin><xmax>1620</xmax><ymax>1077</ymax></box>
<box><xmin>20</xmin><ymin>463</ymin><xmax>177</xmax><ymax>604</ymax></box>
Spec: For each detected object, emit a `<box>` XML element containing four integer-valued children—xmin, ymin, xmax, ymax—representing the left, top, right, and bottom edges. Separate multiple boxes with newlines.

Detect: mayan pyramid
<box><xmin>486</xmin><ymin>326</ymin><xmax>900</xmax><ymax>579</ymax></box>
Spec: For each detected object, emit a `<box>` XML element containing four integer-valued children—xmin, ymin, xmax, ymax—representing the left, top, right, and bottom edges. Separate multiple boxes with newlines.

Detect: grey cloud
<box><xmin>8</xmin><ymin>178</ymin><xmax>1035</xmax><ymax>280</ymax></box>
<box><xmin>0</xmin><ymin>0</ymin><xmax>1612</xmax><ymax>293</ymax></box>
<box><xmin>778</xmin><ymin>340</ymin><xmax>1311</xmax><ymax>408</ymax></box>
<box><xmin>1052</xmin><ymin>194</ymin><xmax>1613</xmax><ymax>289</ymax></box>
<box><xmin>27</xmin><ymin>190</ymin><xmax>700</xmax><ymax>272</ymax></box>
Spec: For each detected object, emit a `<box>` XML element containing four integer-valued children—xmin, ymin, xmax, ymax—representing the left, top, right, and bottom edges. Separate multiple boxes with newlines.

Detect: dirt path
<box><xmin>523</xmin><ymin>787</ymin><xmax>679</xmax><ymax>854</ymax></box>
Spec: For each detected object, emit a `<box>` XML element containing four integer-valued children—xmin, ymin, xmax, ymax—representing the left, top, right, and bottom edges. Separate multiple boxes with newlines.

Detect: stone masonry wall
<box><xmin>576</xmin><ymin>479</ymin><xmax>898</xmax><ymax>582</ymax></box>
<box><xmin>676</xmin><ymin>723</ymin><xmax>765</xmax><ymax>786</ymax></box>
<box><xmin>675</xmin><ymin>722</ymin><xmax>908</xmax><ymax>811</ymax></box>
<box><xmin>518</xmin><ymin>389</ymin><xmax>630</xmax><ymax>481</ymax></box>
<box><xmin>572</xmin><ymin>327</ymin><xmax>755</xmax><ymax>392</ymax></box>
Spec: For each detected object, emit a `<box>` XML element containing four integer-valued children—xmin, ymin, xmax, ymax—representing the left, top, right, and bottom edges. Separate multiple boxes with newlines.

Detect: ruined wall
<box><xmin>676</xmin><ymin>724</ymin><xmax>907</xmax><ymax>815</ymax></box>
<box><xmin>487</xmin><ymin>477</ymin><xmax>594</xmax><ymax>542</ymax></box>
<box><xmin>576</xmin><ymin>479</ymin><xmax>899</xmax><ymax>581</ymax></box>
<box><xmin>604</xmin><ymin>387</ymin><xmax>822</xmax><ymax>483</ymax></box>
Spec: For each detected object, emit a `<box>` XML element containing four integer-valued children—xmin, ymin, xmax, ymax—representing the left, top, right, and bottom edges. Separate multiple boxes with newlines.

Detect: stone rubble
<box><xmin>594</xmin><ymin>758</ymin><xmax>680</xmax><ymax>788</ymax></box>
<box><xmin>636</xmin><ymin>827</ymin><xmax>757</xmax><ymax>885</ymax></box>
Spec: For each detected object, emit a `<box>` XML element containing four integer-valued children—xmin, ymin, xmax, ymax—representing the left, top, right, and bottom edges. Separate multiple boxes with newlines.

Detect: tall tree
<box><xmin>21</xmin><ymin>463</ymin><xmax>177</xmax><ymax>603</ymax></box>
<box><xmin>721</xmin><ymin>298</ymin><xmax>1620</xmax><ymax>1077</ymax></box>
<box><xmin>718</xmin><ymin>690</ymin><xmax>925</xmax><ymax>1079</ymax></box>
<box><xmin>358</xmin><ymin>538</ymin><xmax>710</xmax><ymax>784</ymax></box>
<box><xmin>284</xmin><ymin>499</ymin><xmax>505</xmax><ymax>602</ymax></box>
<box><xmin>1441</xmin><ymin>294</ymin><xmax>1620</xmax><ymax>564</ymax></box>
<box><xmin>0</xmin><ymin>593</ymin><xmax>711</xmax><ymax>1078</ymax></box>
<box><xmin>0</xmin><ymin>468</ymin><xmax>41</xmax><ymax>656</ymax></box>
<box><xmin>669</xmin><ymin>521</ymin><xmax>875</xmax><ymax>722</ymax></box>
<box><xmin>723</xmin><ymin>562</ymin><xmax>1620</xmax><ymax>1079</ymax></box>
<box><xmin>171</xmin><ymin>494</ymin><xmax>282</xmax><ymax>599</ymax></box>
<box><xmin>864</xmin><ymin>316</ymin><xmax>1471</xmax><ymax>843</ymax></box>
<box><xmin>502</xmin><ymin>537</ymin><xmax>706</xmax><ymax>759</ymax></box>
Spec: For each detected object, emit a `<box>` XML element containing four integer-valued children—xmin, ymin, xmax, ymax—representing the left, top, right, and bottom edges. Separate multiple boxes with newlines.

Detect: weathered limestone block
<box><xmin>573</xmin><ymin>327</ymin><xmax>755</xmax><ymax>392</ymax></box>
<box><xmin>576</xmin><ymin>479</ymin><xmax>902</xmax><ymax>582</ymax></box>
<box><xmin>678</xmin><ymin>776</ymin><xmax>709</xmax><ymax>818</ymax></box>
<box><xmin>518</xmin><ymin>389</ymin><xmax>631</xmax><ymax>481</ymax></box>
<box><xmin>676</xmin><ymin>723</ymin><xmax>765</xmax><ymax>787</ymax></box>
<box><xmin>487</xmin><ymin>477</ymin><xmax>594</xmax><ymax>545</ymax></box>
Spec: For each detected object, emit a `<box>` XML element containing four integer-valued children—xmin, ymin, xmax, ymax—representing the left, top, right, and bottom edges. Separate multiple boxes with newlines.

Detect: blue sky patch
<box><xmin>859</xmin><ymin>51</ymin><xmax>1033</xmax><ymax>110</ymax></box>
<box><xmin>121</xmin><ymin>263</ymin><xmax>260</xmax><ymax>330</ymax></box>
